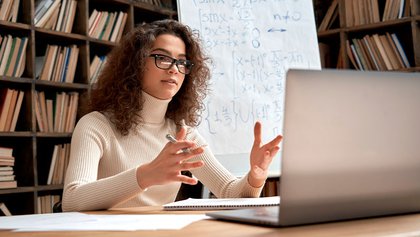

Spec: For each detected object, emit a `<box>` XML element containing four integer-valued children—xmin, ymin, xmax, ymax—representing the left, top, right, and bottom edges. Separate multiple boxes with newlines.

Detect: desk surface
<box><xmin>2</xmin><ymin>207</ymin><xmax>420</xmax><ymax>237</ymax></box>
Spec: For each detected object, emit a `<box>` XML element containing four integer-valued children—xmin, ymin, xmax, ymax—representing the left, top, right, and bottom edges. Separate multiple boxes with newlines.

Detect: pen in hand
<box><xmin>165</xmin><ymin>134</ymin><xmax>207</xmax><ymax>153</ymax></box>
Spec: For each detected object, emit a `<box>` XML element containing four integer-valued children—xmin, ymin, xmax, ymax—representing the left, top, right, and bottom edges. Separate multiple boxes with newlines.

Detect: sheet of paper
<box><xmin>0</xmin><ymin>212</ymin><xmax>97</xmax><ymax>230</ymax></box>
<box><xmin>0</xmin><ymin>212</ymin><xmax>209</xmax><ymax>231</ymax></box>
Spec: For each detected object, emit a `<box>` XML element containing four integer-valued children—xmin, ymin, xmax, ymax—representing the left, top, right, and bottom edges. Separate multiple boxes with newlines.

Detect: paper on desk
<box><xmin>0</xmin><ymin>212</ymin><xmax>209</xmax><ymax>231</ymax></box>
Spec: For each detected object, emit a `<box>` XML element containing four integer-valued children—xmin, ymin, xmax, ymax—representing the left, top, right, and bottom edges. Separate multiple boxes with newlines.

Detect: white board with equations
<box><xmin>178</xmin><ymin>0</ymin><xmax>321</xmax><ymax>176</ymax></box>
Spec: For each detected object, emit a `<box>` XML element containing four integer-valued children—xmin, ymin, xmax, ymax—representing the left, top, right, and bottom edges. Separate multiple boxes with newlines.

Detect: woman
<box><xmin>62</xmin><ymin>19</ymin><xmax>282</xmax><ymax>211</ymax></box>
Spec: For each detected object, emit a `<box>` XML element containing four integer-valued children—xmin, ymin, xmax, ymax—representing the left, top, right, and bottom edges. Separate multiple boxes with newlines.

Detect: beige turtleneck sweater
<box><xmin>62</xmin><ymin>92</ymin><xmax>262</xmax><ymax>211</ymax></box>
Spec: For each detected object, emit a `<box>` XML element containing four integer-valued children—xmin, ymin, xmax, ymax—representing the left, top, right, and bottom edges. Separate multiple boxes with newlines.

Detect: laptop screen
<box><xmin>279</xmin><ymin>69</ymin><xmax>420</xmax><ymax>225</ymax></box>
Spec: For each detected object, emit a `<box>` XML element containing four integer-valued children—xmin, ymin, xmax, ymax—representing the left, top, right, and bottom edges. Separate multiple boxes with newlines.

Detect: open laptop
<box><xmin>206</xmin><ymin>69</ymin><xmax>420</xmax><ymax>226</ymax></box>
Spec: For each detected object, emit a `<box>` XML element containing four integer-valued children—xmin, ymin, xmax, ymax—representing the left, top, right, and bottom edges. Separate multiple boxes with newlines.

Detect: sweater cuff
<box><xmin>129</xmin><ymin>166</ymin><xmax>148</xmax><ymax>192</ymax></box>
<box><xmin>242</xmin><ymin>173</ymin><xmax>264</xmax><ymax>197</ymax></box>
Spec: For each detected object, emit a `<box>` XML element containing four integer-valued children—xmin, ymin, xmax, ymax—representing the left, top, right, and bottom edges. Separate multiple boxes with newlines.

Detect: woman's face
<box><xmin>142</xmin><ymin>34</ymin><xmax>187</xmax><ymax>100</ymax></box>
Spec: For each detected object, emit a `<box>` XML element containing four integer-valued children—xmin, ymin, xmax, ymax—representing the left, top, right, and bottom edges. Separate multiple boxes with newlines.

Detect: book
<box><xmin>47</xmin><ymin>145</ymin><xmax>58</xmax><ymax>185</ymax></box>
<box><xmin>64</xmin><ymin>0</ymin><xmax>77</xmax><ymax>33</ymax></box>
<box><xmin>163</xmin><ymin>196</ymin><xmax>280</xmax><ymax>210</ymax></box>
<box><xmin>0</xmin><ymin>180</ymin><xmax>17</xmax><ymax>189</ymax></box>
<box><xmin>88</xmin><ymin>9</ymin><xmax>99</xmax><ymax>30</ymax></box>
<box><xmin>55</xmin><ymin>0</ymin><xmax>67</xmax><ymax>31</ymax></box>
<box><xmin>0</xmin><ymin>202</ymin><xmax>12</xmax><ymax>216</ymax></box>
<box><xmin>34</xmin><ymin>0</ymin><xmax>55</xmax><ymax>24</ymax></box>
<box><xmin>346</xmin><ymin>40</ymin><xmax>359</xmax><ymax>69</ymax></box>
<box><xmin>46</xmin><ymin>99</ymin><xmax>54</xmax><ymax>132</ymax></box>
<box><xmin>0</xmin><ymin>175</ymin><xmax>15</xmax><ymax>181</ymax></box>
<box><xmin>35</xmin><ymin>0</ymin><xmax>60</xmax><ymax>28</ymax></box>
<box><xmin>4</xmin><ymin>89</ymin><xmax>18</xmax><ymax>131</ymax></box>
<box><xmin>372</xmin><ymin>34</ymin><xmax>393</xmax><ymax>70</ymax></box>
<box><xmin>391</xmin><ymin>33</ymin><xmax>410</xmax><ymax>68</ymax></box>
<box><xmin>5</xmin><ymin>37</ymin><xmax>21</xmax><ymax>76</ymax></box>
<box><xmin>0</xmin><ymin>155</ymin><xmax>14</xmax><ymax>161</ymax></box>
<box><xmin>63</xmin><ymin>44</ymin><xmax>79</xmax><ymax>83</ymax></box>
<box><xmin>0</xmin><ymin>166</ymin><xmax>13</xmax><ymax>171</ymax></box>
<box><xmin>318</xmin><ymin>0</ymin><xmax>338</xmax><ymax>32</ymax></box>
<box><xmin>12</xmin><ymin>37</ymin><xmax>28</xmax><ymax>77</ymax></box>
<box><xmin>0</xmin><ymin>88</ymin><xmax>14</xmax><ymax>131</ymax></box>
<box><xmin>34</xmin><ymin>91</ymin><xmax>45</xmax><ymax>132</ymax></box>
<box><xmin>379</xmin><ymin>34</ymin><xmax>400</xmax><ymax>70</ymax></box>
<box><xmin>0</xmin><ymin>170</ymin><xmax>14</xmax><ymax>176</ymax></box>
<box><xmin>0</xmin><ymin>147</ymin><xmax>13</xmax><ymax>157</ymax></box>
<box><xmin>9</xmin><ymin>90</ymin><xmax>23</xmax><ymax>131</ymax></box>
<box><xmin>114</xmin><ymin>12</ymin><xmax>128</xmax><ymax>42</ymax></box>
<box><xmin>0</xmin><ymin>35</ymin><xmax>13</xmax><ymax>75</ymax></box>
<box><xmin>385</xmin><ymin>32</ymin><xmax>405</xmax><ymax>69</ymax></box>
<box><xmin>0</xmin><ymin>35</ymin><xmax>9</xmax><ymax>68</ymax></box>
<box><xmin>0</xmin><ymin>160</ymin><xmax>14</xmax><ymax>166</ymax></box>
<box><xmin>0</xmin><ymin>0</ymin><xmax>13</xmax><ymax>21</ymax></box>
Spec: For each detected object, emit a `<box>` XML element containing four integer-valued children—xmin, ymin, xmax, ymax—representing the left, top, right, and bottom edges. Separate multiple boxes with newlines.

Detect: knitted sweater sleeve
<box><xmin>187</xmin><ymin>128</ymin><xmax>264</xmax><ymax>198</ymax></box>
<box><xmin>62</xmin><ymin>112</ymin><xmax>144</xmax><ymax>211</ymax></box>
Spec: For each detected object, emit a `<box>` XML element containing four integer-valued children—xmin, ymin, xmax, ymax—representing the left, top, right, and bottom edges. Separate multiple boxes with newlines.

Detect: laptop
<box><xmin>206</xmin><ymin>69</ymin><xmax>420</xmax><ymax>226</ymax></box>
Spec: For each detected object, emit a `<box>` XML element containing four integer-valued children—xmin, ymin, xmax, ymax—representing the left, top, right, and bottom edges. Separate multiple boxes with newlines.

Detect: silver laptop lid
<box><xmin>279</xmin><ymin>69</ymin><xmax>420</xmax><ymax>226</ymax></box>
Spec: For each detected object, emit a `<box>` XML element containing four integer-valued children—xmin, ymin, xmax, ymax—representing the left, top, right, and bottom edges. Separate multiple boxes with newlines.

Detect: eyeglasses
<box><xmin>149</xmin><ymin>54</ymin><xmax>194</xmax><ymax>75</ymax></box>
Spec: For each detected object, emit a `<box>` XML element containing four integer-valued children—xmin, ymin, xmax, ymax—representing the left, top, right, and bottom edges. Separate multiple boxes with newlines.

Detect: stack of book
<box><xmin>344</xmin><ymin>0</ymin><xmax>411</xmax><ymax>27</ymax></box>
<box><xmin>347</xmin><ymin>33</ymin><xmax>410</xmax><ymax>71</ymax></box>
<box><xmin>0</xmin><ymin>35</ymin><xmax>29</xmax><ymax>77</ymax></box>
<box><xmin>38</xmin><ymin>44</ymin><xmax>79</xmax><ymax>83</ymax></box>
<box><xmin>47</xmin><ymin>143</ymin><xmax>70</xmax><ymax>185</ymax></box>
<box><xmin>0</xmin><ymin>147</ymin><xmax>17</xmax><ymax>189</ymax></box>
<box><xmin>0</xmin><ymin>88</ymin><xmax>24</xmax><ymax>132</ymax></box>
<box><xmin>88</xmin><ymin>10</ymin><xmax>127</xmax><ymax>42</ymax></box>
<box><xmin>89</xmin><ymin>55</ymin><xmax>107</xmax><ymax>84</ymax></box>
<box><xmin>34</xmin><ymin>91</ymin><xmax>79</xmax><ymax>133</ymax></box>
<box><xmin>0</xmin><ymin>0</ymin><xmax>20</xmax><ymax>22</ymax></box>
<box><xmin>34</xmin><ymin>0</ymin><xmax>77</xmax><ymax>32</ymax></box>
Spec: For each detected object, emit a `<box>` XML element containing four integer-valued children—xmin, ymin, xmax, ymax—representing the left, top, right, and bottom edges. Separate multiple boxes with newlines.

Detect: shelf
<box><xmin>315</xmin><ymin>0</ymin><xmax>419</xmax><ymax>71</ymax></box>
<box><xmin>0</xmin><ymin>0</ymin><xmax>177</xmax><ymax>215</ymax></box>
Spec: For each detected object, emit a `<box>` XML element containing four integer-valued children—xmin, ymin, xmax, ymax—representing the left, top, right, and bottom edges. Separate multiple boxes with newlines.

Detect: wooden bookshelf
<box><xmin>0</xmin><ymin>0</ymin><xmax>177</xmax><ymax>215</ymax></box>
<box><xmin>314</xmin><ymin>0</ymin><xmax>420</xmax><ymax>72</ymax></box>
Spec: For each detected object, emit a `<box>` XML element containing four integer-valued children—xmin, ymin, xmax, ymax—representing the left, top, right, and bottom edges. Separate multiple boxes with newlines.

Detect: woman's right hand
<box><xmin>135</xmin><ymin>127</ymin><xmax>205</xmax><ymax>190</ymax></box>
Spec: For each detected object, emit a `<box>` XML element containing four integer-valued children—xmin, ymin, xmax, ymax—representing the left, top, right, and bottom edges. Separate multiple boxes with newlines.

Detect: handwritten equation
<box><xmin>180</xmin><ymin>0</ymin><xmax>320</xmax><ymax>154</ymax></box>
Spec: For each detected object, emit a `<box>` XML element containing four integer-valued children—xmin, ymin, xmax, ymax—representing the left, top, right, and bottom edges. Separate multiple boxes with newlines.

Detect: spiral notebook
<box><xmin>163</xmin><ymin>196</ymin><xmax>280</xmax><ymax>210</ymax></box>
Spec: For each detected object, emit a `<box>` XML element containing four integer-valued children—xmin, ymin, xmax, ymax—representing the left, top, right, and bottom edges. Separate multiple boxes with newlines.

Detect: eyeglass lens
<box><xmin>151</xmin><ymin>54</ymin><xmax>192</xmax><ymax>74</ymax></box>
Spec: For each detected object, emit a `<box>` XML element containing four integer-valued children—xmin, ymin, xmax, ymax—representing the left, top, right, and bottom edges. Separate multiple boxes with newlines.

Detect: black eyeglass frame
<box><xmin>149</xmin><ymin>54</ymin><xmax>194</xmax><ymax>75</ymax></box>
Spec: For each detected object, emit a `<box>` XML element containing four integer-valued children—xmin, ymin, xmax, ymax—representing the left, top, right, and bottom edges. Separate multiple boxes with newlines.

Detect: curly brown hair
<box><xmin>88</xmin><ymin>19</ymin><xmax>211</xmax><ymax>136</ymax></box>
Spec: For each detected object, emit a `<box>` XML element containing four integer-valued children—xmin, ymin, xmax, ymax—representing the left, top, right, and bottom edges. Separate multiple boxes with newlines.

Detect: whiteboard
<box><xmin>178</xmin><ymin>0</ymin><xmax>321</xmax><ymax>177</ymax></box>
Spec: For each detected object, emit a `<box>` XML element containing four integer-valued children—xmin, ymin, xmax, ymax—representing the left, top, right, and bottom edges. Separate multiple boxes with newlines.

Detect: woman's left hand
<box><xmin>248</xmin><ymin>121</ymin><xmax>283</xmax><ymax>188</ymax></box>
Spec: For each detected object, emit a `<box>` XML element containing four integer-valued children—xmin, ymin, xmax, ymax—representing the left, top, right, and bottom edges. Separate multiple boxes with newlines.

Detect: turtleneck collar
<box><xmin>140</xmin><ymin>91</ymin><xmax>171</xmax><ymax>124</ymax></box>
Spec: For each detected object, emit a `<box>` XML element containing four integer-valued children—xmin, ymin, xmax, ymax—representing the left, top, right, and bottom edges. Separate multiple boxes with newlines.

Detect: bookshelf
<box><xmin>314</xmin><ymin>0</ymin><xmax>420</xmax><ymax>71</ymax></box>
<box><xmin>0</xmin><ymin>0</ymin><xmax>177</xmax><ymax>215</ymax></box>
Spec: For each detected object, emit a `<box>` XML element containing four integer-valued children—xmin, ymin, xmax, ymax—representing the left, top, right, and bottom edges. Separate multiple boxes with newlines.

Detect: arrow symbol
<box><xmin>268</xmin><ymin>28</ymin><xmax>287</xmax><ymax>32</ymax></box>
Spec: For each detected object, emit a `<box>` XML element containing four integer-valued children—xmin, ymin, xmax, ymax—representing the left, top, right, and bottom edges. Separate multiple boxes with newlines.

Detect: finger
<box><xmin>176</xmin><ymin>126</ymin><xmax>187</xmax><ymax>141</ymax></box>
<box><xmin>172</xmin><ymin>146</ymin><xmax>205</xmax><ymax>165</ymax></box>
<box><xmin>253</xmin><ymin>121</ymin><xmax>262</xmax><ymax>147</ymax></box>
<box><xmin>177</xmin><ymin>175</ymin><xmax>199</xmax><ymax>185</ymax></box>
<box><xmin>168</xmin><ymin>141</ymin><xmax>197</xmax><ymax>154</ymax></box>
<box><xmin>180</xmin><ymin>160</ymin><xmax>205</xmax><ymax>170</ymax></box>
<box><xmin>263</xmin><ymin>135</ymin><xmax>283</xmax><ymax>149</ymax></box>
<box><xmin>179</xmin><ymin>144</ymin><xmax>206</xmax><ymax>157</ymax></box>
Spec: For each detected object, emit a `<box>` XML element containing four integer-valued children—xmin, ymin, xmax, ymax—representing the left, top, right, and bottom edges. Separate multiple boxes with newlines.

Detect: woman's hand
<box><xmin>248</xmin><ymin>121</ymin><xmax>283</xmax><ymax>188</ymax></box>
<box><xmin>136</xmin><ymin>127</ymin><xmax>205</xmax><ymax>190</ymax></box>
